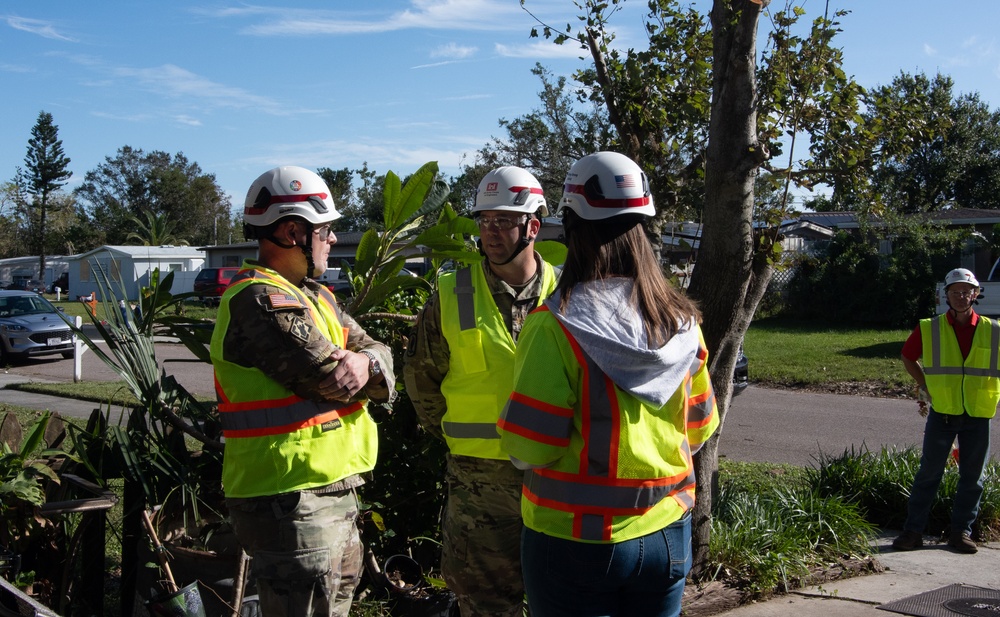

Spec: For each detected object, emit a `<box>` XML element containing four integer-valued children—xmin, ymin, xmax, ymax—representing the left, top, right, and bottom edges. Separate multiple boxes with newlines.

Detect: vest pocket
<box><xmin>452</xmin><ymin>329</ymin><xmax>488</xmax><ymax>374</ymax></box>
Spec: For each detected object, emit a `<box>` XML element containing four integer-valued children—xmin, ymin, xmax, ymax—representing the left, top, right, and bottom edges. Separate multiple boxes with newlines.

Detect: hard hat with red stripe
<box><xmin>944</xmin><ymin>268</ymin><xmax>980</xmax><ymax>289</ymax></box>
<box><xmin>473</xmin><ymin>166</ymin><xmax>549</xmax><ymax>217</ymax></box>
<box><xmin>243</xmin><ymin>166</ymin><xmax>341</xmax><ymax>228</ymax></box>
<box><xmin>558</xmin><ymin>152</ymin><xmax>655</xmax><ymax>220</ymax></box>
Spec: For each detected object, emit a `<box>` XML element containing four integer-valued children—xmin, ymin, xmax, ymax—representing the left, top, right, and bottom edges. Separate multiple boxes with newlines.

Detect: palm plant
<box><xmin>125</xmin><ymin>210</ymin><xmax>189</xmax><ymax>246</ymax></box>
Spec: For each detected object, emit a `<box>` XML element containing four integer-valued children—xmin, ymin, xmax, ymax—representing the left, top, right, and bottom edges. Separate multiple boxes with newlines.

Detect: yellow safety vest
<box><xmin>920</xmin><ymin>314</ymin><xmax>1000</xmax><ymax>418</ymax></box>
<box><xmin>210</xmin><ymin>263</ymin><xmax>378</xmax><ymax>498</ymax></box>
<box><xmin>438</xmin><ymin>261</ymin><xmax>558</xmax><ymax>459</ymax></box>
<box><xmin>498</xmin><ymin>306</ymin><xmax>719</xmax><ymax>543</ymax></box>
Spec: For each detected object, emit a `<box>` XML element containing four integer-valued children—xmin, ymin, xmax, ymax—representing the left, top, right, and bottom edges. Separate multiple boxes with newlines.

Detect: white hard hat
<box><xmin>473</xmin><ymin>166</ymin><xmax>549</xmax><ymax>217</ymax></box>
<box><xmin>243</xmin><ymin>166</ymin><xmax>341</xmax><ymax>228</ymax></box>
<box><xmin>944</xmin><ymin>268</ymin><xmax>980</xmax><ymax>289</ymax></box>
<box><xmin>557</xmin><ymin>151</ymin><xmax>655</xmax><ymax>221</ymax></box>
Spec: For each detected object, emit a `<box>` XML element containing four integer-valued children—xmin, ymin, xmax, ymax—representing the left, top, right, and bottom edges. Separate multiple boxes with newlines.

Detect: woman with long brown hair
<box><xmin>498</xmin><ymin>152</ymin><xmax>719</xmax><ymax>617</ymax></box>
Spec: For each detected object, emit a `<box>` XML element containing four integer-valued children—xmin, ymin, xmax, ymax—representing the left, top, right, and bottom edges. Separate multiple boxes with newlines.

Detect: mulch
<box><xmin>681</xmin><ymin>555</ymin><xmax>885</xmax><ymax>616</ymax></box>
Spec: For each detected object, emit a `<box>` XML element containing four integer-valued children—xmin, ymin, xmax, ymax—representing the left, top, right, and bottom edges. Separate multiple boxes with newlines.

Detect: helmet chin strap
<box><xmin>263</xmin><ymin>222</ymin><xmax>317</xmax><ymax>279</ymax></box>
<box><xmin>301</xmin><ymin>225</ymin><xmax>317</xmax><ymax>280</ymax></box>
<box><xmin>479</xmin><ymin>219</ymin><xmax>533</xmax><ymax>267</ymax></box>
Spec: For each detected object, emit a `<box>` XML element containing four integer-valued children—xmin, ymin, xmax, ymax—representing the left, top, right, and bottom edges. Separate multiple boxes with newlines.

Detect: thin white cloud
<box><xmin>495</xmin><ymin>40</ymin><xmax>586</xmax><ymax>59</ymax></box>
<box><xmin>441</xmin><ymin>94</ymin><xmax>492</xmax><ymax>102</ymax></box>
<box><xmin>431</xmin><ymin>42</ymin><xmax>477</xmax><ymax>59</ymax></box>
<box><xmin>208</xmin><ymin>1</ymin><xmax>526</xmax><ymax>36</ymax></box>
<box><xmin>923</xmin><ymin>43</ymin><xmax>937</xmax><ymax>56</ymax></box>
<box><xmin>174</xmin><ymin>115</ymin><xmax>203</xmax><ymax>127</ymax></box>
<box><xmin>3</xmin><ymin>16</ymin><xmax>76</xmax><ymax>42</ymax></box>
<box><xmin>113</xmin><ymin>64</ymin><xmax>300</xmax><ymax>116</ymax></box>
<box><xmin>412</xmin><ymin>60</ymin><xmax>464</xmax><ymax>69</ymax></box>
<box><xmin>91</xmin><ymin>110</ymin><xmax>155</xmax><ymax>123</ymax></box>
<box><xmin>250</xmin><ymin>135</ymin><xmax>488</xmax><ymax>177</ymax></box>
<box><xmin>0</xmin><ymin>63</ymin><xmax>33</xmax><ymax>73</ymax></box>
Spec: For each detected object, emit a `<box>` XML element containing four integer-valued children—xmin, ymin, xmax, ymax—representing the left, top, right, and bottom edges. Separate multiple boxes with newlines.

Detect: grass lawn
<box><xmin>48</xmin><ymin>298</ymin><xmax>218</xmax><ymax>322</ymax></box>
<box><xmin>744</xmin><ymin>316</ymin><xmax>912</xmax><ymax>393</ymax></box>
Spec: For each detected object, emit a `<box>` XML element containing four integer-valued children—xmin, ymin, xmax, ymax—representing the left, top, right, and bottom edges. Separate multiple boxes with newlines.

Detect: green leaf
<box><xmin>536</xmin><ymin>240</ymin><xmax>568</xmax><ymax>267</ymax></box>
<box><xmin>355</xmin><ymin>228</ymin><xmax>381</xmax><ymax>277</ymax></box>
<box><xmin>382</xmin><ymin>171</ymin><xmax>402</xmax><ymax>228</ymax></box>
<box><xmin>391</xmin><ymin>162</ymin><xmax>439</xmax><ymax>228</ymax></box>
<box><xmin>18</xmin><ymin>412</ymin><xmax>50</xmax><ymax>459</ymax></box>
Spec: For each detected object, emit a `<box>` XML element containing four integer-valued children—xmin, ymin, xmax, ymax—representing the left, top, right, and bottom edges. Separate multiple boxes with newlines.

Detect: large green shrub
<box><xmin>786</xmin><ymin>223</ymin><xmax>967</xmax><ymax>326</ymax></box>
<box><xmin>809</xmin><ymin>445</ymin><xmax>1000</xmax><ymax>541</ymax></box>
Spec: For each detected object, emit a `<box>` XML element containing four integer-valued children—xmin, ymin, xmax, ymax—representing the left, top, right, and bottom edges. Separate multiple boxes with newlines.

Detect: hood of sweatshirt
<box><xmin>544</xmin><ymin>278</ymin><xmax>698</xmax><ymax>406</ymax></box>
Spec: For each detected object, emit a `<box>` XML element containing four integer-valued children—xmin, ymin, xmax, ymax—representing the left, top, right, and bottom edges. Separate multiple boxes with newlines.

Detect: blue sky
<box><xmin>2</xmin><ymin>1</ymin><xmax>999</xmax><ymax>211</ymax></box>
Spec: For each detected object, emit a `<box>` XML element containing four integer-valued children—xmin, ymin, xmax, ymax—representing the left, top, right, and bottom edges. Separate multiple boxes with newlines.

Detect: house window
<box><xmin>80</xmin><ymin>260</ymin><xmax>90</xmax><ymax>282</ymax></box>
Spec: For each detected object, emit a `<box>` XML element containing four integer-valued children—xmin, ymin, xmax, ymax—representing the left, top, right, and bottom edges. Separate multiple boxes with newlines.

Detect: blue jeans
<box><xmin>521</xmin><ymin>513</ymin><xmax>691</xmax><ymax>617</ymax></box>
<box><xmin>904</xmin><ymin>411</ymin><xmax>991</xmax><ymax>536</ymax></box>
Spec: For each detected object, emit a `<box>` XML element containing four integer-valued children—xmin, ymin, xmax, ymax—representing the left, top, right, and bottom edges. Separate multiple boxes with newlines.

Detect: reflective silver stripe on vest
<box><xmin>442</xmin><ymin>421</ymin><xmax>500</xmax><ymax>440</ymax></box>
<box><xmin>689</xmin><ymin>394</ymin><xmax>715</xmax><ymax>423</ymax></box>
<box><xmin>501</xmin><ymin>397</ymin><xmax>572</xmax><ymax>442</ymax></box>
<box><xmin>525</xmin><ymin>469</ymin><xmax>695</xmax><ymax>511</ymax></box>
<box><xmin>454</xmin><ymin>267</ymin><xmax>476</xmax><ymax>331</ymax></box>
<box><xmin>581</xmin><ymin>514</ymin><xmax>605</xmax><ymax>541</ymax></box>
<box><xmin>220</xmin><ymin>399</ymin><xmax>349</xmax><ymax>431</ymax></box>
<box><xmin>924</xmin><ymin>317</ymin><xmax>1000</xmax><ymax>378</ymax></box>
<box><xmin>585</xmin><ymin>357</ymin><xmax>615</xmax><ymax>477</ymax></box>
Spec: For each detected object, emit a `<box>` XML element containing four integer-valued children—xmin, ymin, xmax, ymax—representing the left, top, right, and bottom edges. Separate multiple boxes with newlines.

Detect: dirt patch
<box><xmin>758</xmin><ymin>379</ymin><xmax>912</xmax><ymax>399</ymax></box>
<box><xmin>681</xmin><ymin>556</ymin><xmax>885</xmax><ymax>617</ymax></box>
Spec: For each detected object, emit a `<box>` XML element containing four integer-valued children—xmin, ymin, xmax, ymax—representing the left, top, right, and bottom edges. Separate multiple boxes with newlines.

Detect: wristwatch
<box><xmin>359</xmin><ymin>350</ymin><xmax>382</xmax><ymax>379</ymax></box>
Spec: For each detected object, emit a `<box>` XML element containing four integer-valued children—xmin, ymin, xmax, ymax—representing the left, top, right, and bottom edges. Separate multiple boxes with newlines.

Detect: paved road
<box><xmin>5</xmin><ymin>341</ymin><xmax>1000</xmax><ymax>466</ymax></box>
<box><xmin>720</xmin><ymin>386</ymin><xmax>1000</xmax><ymax>466</ymax></box>
<box><xmin>2</xmin><ymin>338</ymin><xmax>215</xmax><ymax>398</ymax></box>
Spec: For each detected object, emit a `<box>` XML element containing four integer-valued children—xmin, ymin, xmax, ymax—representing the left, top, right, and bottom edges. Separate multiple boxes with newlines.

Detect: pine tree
<box><xmin>19</xmin><ymin>111</ymin><xmax>72</xmax><ymax>281</ymax></box>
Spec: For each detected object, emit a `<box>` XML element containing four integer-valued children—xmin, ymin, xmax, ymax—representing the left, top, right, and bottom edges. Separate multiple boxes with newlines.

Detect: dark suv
<box><xmin>193</xmin><ymin>267</ymin><xmax>240</xmax><ymax>306</ymax></box>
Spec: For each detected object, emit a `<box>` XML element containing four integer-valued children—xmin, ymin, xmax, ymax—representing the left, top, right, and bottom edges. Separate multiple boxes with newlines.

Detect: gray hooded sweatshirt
<box><xmin>544</xmin><ymin>278</ymin><xmax>699</xmax><ymax>407</ymax></box>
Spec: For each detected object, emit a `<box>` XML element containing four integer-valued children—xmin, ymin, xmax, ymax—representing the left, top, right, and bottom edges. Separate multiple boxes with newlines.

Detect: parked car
<box><xmin>19</xmin><ymin>279</ymin><xmax>46</xmax><ymax>293</ymax></box>
<box><xmin>50</xmin><ymin>272</ymin><xmax>69</xmax><ymax>294</ymax></box>
<box><xmin>733</xmin><ymin>345</ymin><xmax>749</xmax><ymax>396</ymax></box>
<box><xmin>317</xmin><ymin>268</ymin><xmax>354</xmax><ymax>297</ymax></box>
<box><xmin>193</xmin><ymin>267</ymin><xmax>240</xmax><ymax>306</ymax></box>
<box><xmin>0</xmin><ymin>290</ymin><xmax>75</xmax><ymax>363</ymax></box>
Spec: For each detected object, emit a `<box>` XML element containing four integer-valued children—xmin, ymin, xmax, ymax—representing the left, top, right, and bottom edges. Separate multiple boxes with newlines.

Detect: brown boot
<box><xmin>892</xmin><ymin>530</ymin><xmax>923</xmax><ymax>550</ymax></box>
<box><xmin>949</xmin><ymin>531</ymin><xmax>978</xmax><ymax>554</ymax></box>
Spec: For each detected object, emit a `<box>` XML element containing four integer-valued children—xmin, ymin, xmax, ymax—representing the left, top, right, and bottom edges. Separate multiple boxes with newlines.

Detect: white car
<box><xmin>0</xmin><ymin>291</ymin><xmax>75</xmax><ymax>363</ymax></box>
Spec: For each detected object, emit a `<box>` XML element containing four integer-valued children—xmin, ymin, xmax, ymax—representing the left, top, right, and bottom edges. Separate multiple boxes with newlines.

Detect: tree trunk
<box><xmin>686</xmin><ymin>0</ymin><xmax>773</xmax><ymax>579</ymax></box>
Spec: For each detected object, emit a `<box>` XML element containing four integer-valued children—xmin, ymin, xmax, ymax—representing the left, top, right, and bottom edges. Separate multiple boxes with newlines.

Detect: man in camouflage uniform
<box><xmin>211</xmin><ymin>166</ymin><xmax>393</xmax><ymax>617</ymax></box>
<box><xmin>404</xmin><ymin>167</ymin><xmax>559</xmax><ymax>617</ymax></box>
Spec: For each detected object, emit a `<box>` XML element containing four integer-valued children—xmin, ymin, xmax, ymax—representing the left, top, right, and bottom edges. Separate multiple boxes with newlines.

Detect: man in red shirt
<box><xmin>893</xmin><ymin>268</ymin><xmax>995</xmax><ymax>554</ymax></box>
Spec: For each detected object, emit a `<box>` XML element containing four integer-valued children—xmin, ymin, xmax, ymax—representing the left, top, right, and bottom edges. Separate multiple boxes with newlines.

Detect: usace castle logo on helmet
<box><xmin>289</xmin><ymin>180</ymin><xmax>302</xmax><ymax>192</ymax></box>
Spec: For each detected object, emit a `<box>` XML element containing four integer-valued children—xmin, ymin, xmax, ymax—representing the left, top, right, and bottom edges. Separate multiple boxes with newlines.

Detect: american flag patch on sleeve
<box><xmin>267</xmin><ymin>293</ymin><xmax>303</xmax><ymax>309</ymax></box>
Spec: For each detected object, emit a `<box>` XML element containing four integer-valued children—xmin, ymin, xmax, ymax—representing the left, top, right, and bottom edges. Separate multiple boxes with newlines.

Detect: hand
<box><xmin>916</xmin><ymin>385</ymin><xmax>931</xmax><ymax>418</ymax></box>
<box><xmin>316</xmin><ymin>349</ymin><xmax>371</xmax><ymax>402</ymax></box>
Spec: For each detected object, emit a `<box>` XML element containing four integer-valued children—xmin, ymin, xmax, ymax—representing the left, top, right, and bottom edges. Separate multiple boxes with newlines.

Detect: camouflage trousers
<box><xmin>227</xmin><ymin>488</ymin><xmax>362</xmax><ymax>617</ymax></box>
<box><xmin>441</xmin><ymin>454</ymin><xmax>527</xmax><ymax>617</ymax></box>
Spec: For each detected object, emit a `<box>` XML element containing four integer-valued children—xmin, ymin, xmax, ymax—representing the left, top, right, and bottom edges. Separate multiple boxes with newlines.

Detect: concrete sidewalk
<box><xmin>0</xmin><ymin>370</ymin><xmax>126</xmax><ymax>420</ymax></box>
<box><xmin>714</xmin><ymin>531</ymin><xmax>1000</xmax><ymax>616</ymax></box>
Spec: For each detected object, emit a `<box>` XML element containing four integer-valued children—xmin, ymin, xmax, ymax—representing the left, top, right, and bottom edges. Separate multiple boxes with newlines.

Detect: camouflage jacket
<box><xmin>217</xmin><ymin>265</ymin><xmax>395</xmax><ymax>405</ymax></box>
<box><xmin>403</xmin><ymin>255</ymin><xmax>550</xmax><ymax>441</ymax></box>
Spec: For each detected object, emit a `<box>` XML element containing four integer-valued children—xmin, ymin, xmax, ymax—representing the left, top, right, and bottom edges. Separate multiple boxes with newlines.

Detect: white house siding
<box><xmin>68</xmin><ymin>246</ymin><xmax>206</xmax><ymax>300</ymax></box>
